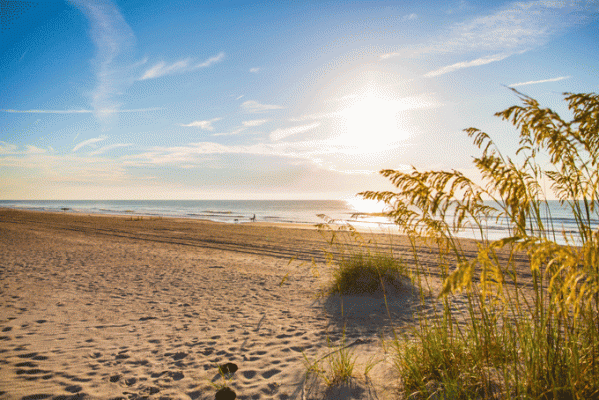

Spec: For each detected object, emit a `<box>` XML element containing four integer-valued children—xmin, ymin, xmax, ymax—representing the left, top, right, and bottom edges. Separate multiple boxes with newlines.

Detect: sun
<box><xmin>346</xmin><ymin>197</ymin><xmax>386</xmax><ymax>214</ymax></box>
<box><xmin>335</xmin><ymin>89</ymin><xmax>412</xmax><ymax>151</ymax></box>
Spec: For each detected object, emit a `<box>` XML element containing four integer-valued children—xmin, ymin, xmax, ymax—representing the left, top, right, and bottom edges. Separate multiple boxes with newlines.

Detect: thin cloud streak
<box><xmin>180</xmin><ymin>118</ymin><xmax>222</xmax><ymax>131</ymax></box>
<box><xmin>270</xmin><ymin>122</ymin><xmax>320</xmax><ymax>141</ymax></box>
<box><xmin>73</xmin><ymin>135</ymin><xmax>107</xmax><ymax>152</ymax></box>
<box><xmin>509</xmin><ymin>76</ymin><xmax>572</xmax><ymax>87</ymax></box>
<box><xmin>381</xmin><ymin>0</ymin><xmax>598</xmax><ymax>73</ymax></box>
<box><xmin>242</xmin><ymin>119</ymin><xmax>269</xmax><ymax>127</ymax></box>
<box><xmin>140</xmin><ymin>59</ymin><xmax>191</xmax><ymax>80</ymax></box>
<box><xmin>241</xmin><ymin>100</ymin><xmax>283</xmax><ymax>113</ymax></box>
<box><xmin>122</xmin><ymin>138</ymin><xmax>405</xmax><ymax>169</ymax></box>
<box><xmin>1</xmin><ymin>108</ymin><xmax>161</xmax><ymax>114</ymax></box>
<box><xmin>68</xmin><ymin>0</ymin><xmax>136</xmax><ymax>120</ymax></box>
<box><xmin>212</xmin><ymin>128</ymin><xmax>246</xmax><ymax>137</ymax></box>
<box><xmin>195</xmin><ymin>52</ymin><xmax>225</xmax><ymax>68</ymax></box>
<box><xmin>140</xmin><ymin>52</ymin><xmax>225</xmax><ymax>80</ymax></box>
<box><xmin>88</xmin><ymin>143</ymin><xmax>132</xmax><ymax>156</ymax></box>
<box><xmin>0</xmin><ymin>142</ymin><xmax>18</xmax><ymax>155</ymax></box>
<box><xmin>424</xmin><ymin>53</ymin><xmax>513</xmax><ymax>77</ymax></box>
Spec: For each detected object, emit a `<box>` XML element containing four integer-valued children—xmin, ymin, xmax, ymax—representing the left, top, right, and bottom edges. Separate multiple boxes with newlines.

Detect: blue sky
<box><xmin>1</xmin><ymin>0</ymin><xmax>598</xmax><ymax>200</ymax></box>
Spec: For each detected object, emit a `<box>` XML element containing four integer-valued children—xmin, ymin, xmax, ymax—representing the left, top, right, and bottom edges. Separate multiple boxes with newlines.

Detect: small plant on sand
<box><xmin>361</xmin><ymin>90</ymin><xmax>599</xmax><ymax>399</ymax></box>
<box><xmin>210</xmin><ymin>363</ymin><xmax>238</xmax><ymax>400</ymax></box>
<box><xmin>302</xmin><ymin>332</ymin><xmax>358</xmax><ymax>387</ymax></box>
<box><xmin>316</xmin><ymin>217</ymin><xmax>410</xmax><ymax>298</ymax></box>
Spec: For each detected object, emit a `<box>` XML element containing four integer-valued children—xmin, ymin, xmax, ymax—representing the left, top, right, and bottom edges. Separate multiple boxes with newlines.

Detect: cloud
<box><xmin>289</xmin><ymin>112</ymin><xmax>337</xmax><ymax>122</ymax></box>
<box><xmin>212</xmin><ymin>128</ymin><xmax>246</xmax><ymax>137</ymax></box>
<box><xmin>25</xmin><ymin>145</ymin><xmax>47</xmax><ymax>154</ymax></box>
<box><xmin>211</xmin><ymin>120</ymin><xmax>269</xmax><ymax>136</ymax></box>
<box><xmin>0</xmin><ymin>141</ymin><xmax>18</xmax><ymax>154</ymax></box>
<box><xmin>68</xmin><ymin>0</ymin><xmax>136</xmax><ymax>120</ymax></box>
<box><xmin>249</xmin><ymin>67</ymin><xmax>261</xmax><ymax>73</ymax></box>
<box><xmin>242</xmin><ymin>119</ymin><xmax>269</xmax><ymax>127</ymax></box>
<box><xmin>0</xmin><ymin>153</ymin><xmax>130</xmax><ymax>186</ymax></box>
<box><xmin>123</xmin><ymin>136</ymin><xmax>406</xmax><ymax>170</ymax></box>
<box><xmin>1</xmin><ymin>107</ymin><xmax>160</xmax><ymax>114</ymax></box>
<box><xmin>241</xmin><ymin>100</ymin><xmax>284</xmax><ymax>113</ymax></box>
<box><xmin>509</xmin><ymin>75</ymin><xmax>571</xmax><ymax>87</ymax></box>
<box><xmin>424</xmin><ymin>53</ymin><xmax>513</xmax><ymax>77</ymax></box>
<box><xmin>73</xmin><ymin>135</ymin><xmax>107</xmax><ymax>152</ymax></box>
<box><xmin>195</xmin><ymin>52</ymin><xmax>225</xmax><ymax>68</ymax></box>
<box><xmin>140</xmin><ymin>59</ymin><xmax>191</xmax><ymax>80</ymax></box>
<box><xmin>180</xmin><ymin>118</ymin><xmax>222</xmax><ymax>131</ymax></box>
<box><xmin>270</xmin><ymin>122</ymin><xmax>320</xmax><ymax>141</ymax></box>
<box><xmin>381</xmin><ymin>0</ymin><xmax>598</xmax><ymax>70</ymax></box>
<box><xmin>140</xmin><ymin>52</ymin><xmax>225</xmax><ymax>80</ymax></box>
<box><xmin>437</xmin><ymin>1</ymin><xmax>594</xmax><ymax>53</ymax></box>
<box><xmin>405</xmin><ymin>13</ymin><xmax>418</xmax><ymax>20</ymax></box>
<box><xmin>0</xmin><ymin>142</ymin><xmax>51</xmax><ymax>155</ymax></box>
<box><xmin>88</xmin><ymin>143</ymin><xmax>132</xmax><ymax>156</ymax></box>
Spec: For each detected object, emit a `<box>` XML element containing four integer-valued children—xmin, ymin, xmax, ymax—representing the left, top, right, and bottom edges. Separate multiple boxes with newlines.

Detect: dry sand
<box><xmin>0</xmin><ymin>209</ymin><xmax>486</xmax><ymax>400</ymax></box>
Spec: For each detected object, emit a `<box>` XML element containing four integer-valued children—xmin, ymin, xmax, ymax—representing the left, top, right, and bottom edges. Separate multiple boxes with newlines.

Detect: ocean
<box><xmin>1</xmin><ymin>199</ymin><xmax>596</xmax><ymax>244</ymax></box>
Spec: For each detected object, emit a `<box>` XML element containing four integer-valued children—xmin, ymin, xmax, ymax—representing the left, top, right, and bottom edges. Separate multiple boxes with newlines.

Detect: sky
<box><xmin>1</xmin><ymin>0</ymin><xmax>598</xmax><ymax>200</ymax></box>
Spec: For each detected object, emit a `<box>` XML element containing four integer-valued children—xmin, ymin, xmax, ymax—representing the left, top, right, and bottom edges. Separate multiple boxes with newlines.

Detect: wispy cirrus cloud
<box><xmin>123</xmin><ymin>136</ymin><xmax>405</xmax><ymax>170</ymax></box>
<box><xmin>88</xmin><ymin>143</ymin><xmax>132</xmax><ymax>156</ymax></box>
<box><xmin>249</xmin><ymin>67</ymin><xmax>261</xmax><ymax>73</ymax></box>
<box><xmin>0</xmin><ymin>142</ymin><xmax>49</xmax><ymax>155</ymax></box>
<box><xmin>0</xmin><ymin>153</ymin><xmax>130</xmax><ymax>185</ymax></box>
<box><xmin>0</xmin><ymin>142</ymin><xmax>18</xmax><ymax>155</ymax></box>
<box><xmin>140</xmin><ymin>52</ymin><xmax>225</xmax><ymax>80</ymax></box>
<box><xmin>195</xmin><ymin>52</ymin><xmax>225</xmax><ymax>68</ymax></box>
<box><xmin>180</xmin><ymin>118</ymin><xmax>222</xmax><ymax>131</ymax></box>
<box><xmin>73</xmin><ymin>135</ymin><xmax>107</xmax><ymax>152</ymax></box>
<box><xmin>212</xmin><ymin>128</ymin><xmax>246</xmax><ymax>137</ymax></box>
<box><xmin>140</xmin><ymin>58</ymin><xmax>191</xmax><ymax>80</ymax></box>
<box><xmin>509</xmin><ymin>76</ymin><xmax>571</xmax><ymax>87</ymax></box>
<box><xmin>241</xmin><ymin>100</ymin><xmax>284</xmax><ymax>113</ymax></box>
<box><xmin>424</xmin><ymin>53</ymin><xmax>512</xmax><ymax>77</ymax></box>
<box><xmin>382</xmin><ymin>0</ymin><xmax>598</xmax><ymax>74</ymax></box>
<box><xmin>1</xmin><ymin>107</ymin><xmax>161</xmax><ymax>114</ymax></box>
<box><xmin>270</xmin><ymin>122</ymin><xmax>320</xmax><ymax>141</ymax></box>
<box><xmin>211</xmin><ymin>120</ymin><xmax>270</xmax><ymax>136</ymax></box>
<box><xmin>242</xmin><ymin>119</ymin><xmax>269</xmax><ymax>127</ymax></box>
<box><xmin>68</xmin><ymin>0</ymin><xmax>136</xmax><ymax>120</ymax></box>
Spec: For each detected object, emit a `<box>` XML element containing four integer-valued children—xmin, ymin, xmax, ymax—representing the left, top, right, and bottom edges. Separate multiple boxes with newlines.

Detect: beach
<box><xmin>0</xmin><ymin>209</ymin><xmax>410</xmax><ymax>400</ymax></box>
<box><xmin>0</xmin><ymin>209</ymin><xmax>485</xmax><ymax>400</ymax></box>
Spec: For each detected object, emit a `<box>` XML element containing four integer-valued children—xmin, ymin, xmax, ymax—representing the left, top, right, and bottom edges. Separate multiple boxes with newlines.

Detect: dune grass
<box><xmin>359</xmin><ymin>90</ymin><xmax>599</xmax><ymax>399</ymax></box>
<box><xmin>315</xmin><ymin>217</ymin><xmax>410</xmax><ymax>298</ymax></box>
<box><xmin>302</xmin><ymin>333</ymin><xmax>358</xmax><ymax>387</ymax></box>
<box><xmin>306</xmin><ymin>90</ymin><xmax>599</xmax><ymax>398</ymax></box>
<box><xmin>328</xmin><ymin>252</ymin><xmax>408</xmax><ymax>297</ymax></box>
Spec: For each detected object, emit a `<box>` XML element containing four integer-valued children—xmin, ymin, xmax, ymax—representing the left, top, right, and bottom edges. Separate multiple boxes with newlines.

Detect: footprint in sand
<box><xmin>261</xmin><ymin>369</ymin><xmax>281</xmax><ymax>379</ymax></box>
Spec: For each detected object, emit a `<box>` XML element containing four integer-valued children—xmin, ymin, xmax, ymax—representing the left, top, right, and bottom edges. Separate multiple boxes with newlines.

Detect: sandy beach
<box><xmin>0</xmin><ymin>208</ymin><xmax>482</xmax><ymax>400</ymax></box>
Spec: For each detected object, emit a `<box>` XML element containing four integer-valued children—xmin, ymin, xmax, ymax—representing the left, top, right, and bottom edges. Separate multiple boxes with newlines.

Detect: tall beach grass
<box><xmin>309</xmin><ymin>90</ymin><xmax>599</xmax><ymax>399</ymax></box>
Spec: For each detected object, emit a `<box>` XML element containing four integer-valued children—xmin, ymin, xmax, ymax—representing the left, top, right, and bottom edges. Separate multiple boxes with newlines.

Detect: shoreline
<box><xmin>0</xmin><ymin>206</ymin><xmax>405</xmax><ymax>235</ymax></box>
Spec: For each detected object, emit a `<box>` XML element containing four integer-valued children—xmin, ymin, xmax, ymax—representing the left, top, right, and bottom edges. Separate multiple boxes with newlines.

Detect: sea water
<box><xmin>1</xmin><ymin>199</ymin><xmax>596</xmax><ymax>244</ymax></box>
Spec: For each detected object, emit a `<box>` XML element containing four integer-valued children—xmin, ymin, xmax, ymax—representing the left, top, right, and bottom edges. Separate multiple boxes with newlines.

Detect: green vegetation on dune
<box><xmin>302</xmin><ymin>90</ymin><xmax>599</xmax><ymax>399</ymax></box>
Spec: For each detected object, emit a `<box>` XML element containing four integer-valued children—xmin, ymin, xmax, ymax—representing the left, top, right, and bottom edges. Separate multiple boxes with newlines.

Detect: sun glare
<box><xmin>336</xmin><ymin>89</ymin><xmax>412</xmax><ymax>151</ymax></box>
<box><xmin>346</xmin><ymin>197</ymin><xmax>386</xmax><ymax>215</ymax></box>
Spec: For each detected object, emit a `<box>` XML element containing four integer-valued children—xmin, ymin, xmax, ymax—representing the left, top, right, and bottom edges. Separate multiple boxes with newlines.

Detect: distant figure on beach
<box><xmin>250</xmin><ymin>214</ymin><xmax>256</xmax><ymax>222</ymax></box>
